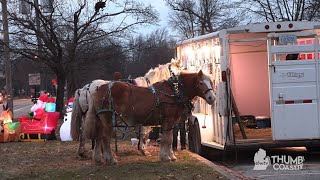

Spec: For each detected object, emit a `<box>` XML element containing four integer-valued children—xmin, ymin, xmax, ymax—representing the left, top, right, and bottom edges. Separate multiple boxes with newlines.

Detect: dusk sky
<box><xmin>136</xmin><ymin>0</ymin><xmax>171</xmax><ymax>34</ymax></box>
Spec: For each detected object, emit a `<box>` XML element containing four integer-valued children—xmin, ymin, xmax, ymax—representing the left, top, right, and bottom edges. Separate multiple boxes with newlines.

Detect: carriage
<box><xmin>176</xmin><ymin>21</ymin><xmax>320</xmax><ymax>155</ymax></box>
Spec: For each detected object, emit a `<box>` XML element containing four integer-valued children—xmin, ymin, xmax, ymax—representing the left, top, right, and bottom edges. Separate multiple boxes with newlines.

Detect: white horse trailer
<box><xmin>176</xmin><ymin>21</ymin><xmax>320</xmax><ymax>154</ymax></box>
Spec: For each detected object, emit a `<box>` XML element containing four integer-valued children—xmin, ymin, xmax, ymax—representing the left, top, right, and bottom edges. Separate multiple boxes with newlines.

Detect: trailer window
<box><xmin>270</xmin><ymin>36</ymin><xmax>319</xmax><ymax>62</ymax></box>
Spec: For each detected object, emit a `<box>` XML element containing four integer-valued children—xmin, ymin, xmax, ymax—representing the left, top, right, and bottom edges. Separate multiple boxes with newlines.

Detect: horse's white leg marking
<box><xmin>160</xmin><ymin>128</ymin><xmax>173</xmax><ymax>162</ymax></box>
<box><xmin>93</xmin><ymin>138</ymin><xmax>102</xmax><ymax>164</ymax></box>
<box><xmin>102</xmin><ymin>136</ymin><xmax>118</xmax><ymax>165</ymax></box>
<box><xmin>139</xmin><ymin>126</ymin><xmax>151</xmax><ymax>156</ymax></box>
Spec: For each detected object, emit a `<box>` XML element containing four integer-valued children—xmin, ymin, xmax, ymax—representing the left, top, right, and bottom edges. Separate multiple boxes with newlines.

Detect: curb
<box><xmin>187</xmin><ymin>151</ymin><xmax>252</xmax><ymax>180</ymax></box>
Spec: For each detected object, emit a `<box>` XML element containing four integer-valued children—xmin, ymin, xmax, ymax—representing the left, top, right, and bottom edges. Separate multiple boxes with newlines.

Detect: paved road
<box><xmin>13</xmin><ymin>98</ymin><xmax>34</xmax><ymax>119</ymax></box>
<box><xmin>204</xmin><ymin>147</ymin><xmax>320</xmax><ymax>179</ymax></box>
<box><xmin>1</xmin><ymin>98</ymin><xmax>34</xmax><ymax>119</ymax></box>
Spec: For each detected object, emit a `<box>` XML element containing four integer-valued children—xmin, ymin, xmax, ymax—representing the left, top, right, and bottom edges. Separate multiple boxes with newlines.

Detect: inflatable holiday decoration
<box><xmin>19</xmin><ymin>93</ymin><xmax>59</xmax><ymax>142</ymax></box>
<box><xmin>66</xmin><ymin>97</ymin><xmax>74</xmax><ymax>113</ymax></box>
<box><xmin>59</xmin><ymin>112</ymin><xmax>73</xmax><ymax>141</ymax></box>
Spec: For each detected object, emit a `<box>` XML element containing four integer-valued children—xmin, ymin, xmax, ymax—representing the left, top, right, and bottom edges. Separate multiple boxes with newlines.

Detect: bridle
<box><xmin>197</xmin><ymin>80</ymin><xmax>213</xmax><ymax>96</ymax></box>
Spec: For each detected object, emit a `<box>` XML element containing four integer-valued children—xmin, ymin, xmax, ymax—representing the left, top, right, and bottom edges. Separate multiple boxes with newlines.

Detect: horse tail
<box><xmin>84</xmin><ymin>90</ymin><xmax>97</xmax><ymax>140</ymax></box>
<box><xmin>71</xmin><ymin>89</ymin><xmax>82</xmax><ymax>141</ymax></box>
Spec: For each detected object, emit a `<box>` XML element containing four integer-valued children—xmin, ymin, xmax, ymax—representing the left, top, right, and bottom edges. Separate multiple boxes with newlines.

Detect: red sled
<box><xmin>19</xmin><ymin>112</ymin><xmax>60</xmax><ymax>142</ymax></box>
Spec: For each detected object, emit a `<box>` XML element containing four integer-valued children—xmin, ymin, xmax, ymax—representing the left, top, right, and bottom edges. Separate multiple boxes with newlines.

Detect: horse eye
<box><xmin>200</xmin><ymin>82</ymin><xmax>204</xmax><ymax>85</ymax></box>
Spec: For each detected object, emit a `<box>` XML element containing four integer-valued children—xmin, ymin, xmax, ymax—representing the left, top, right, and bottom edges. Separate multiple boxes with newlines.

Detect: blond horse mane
<box><xmin>134</xmin><ymin>59</ymin><xmax>181</xmax><ymax>87</ymax></box>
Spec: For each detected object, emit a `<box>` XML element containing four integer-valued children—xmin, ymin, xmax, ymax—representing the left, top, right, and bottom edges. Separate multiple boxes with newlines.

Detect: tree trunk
<box><xmin>66</xmin><ymin>69</ymin><xmax>80</xmax><ymax>99</ymax></box>
<box><xmin>56</xmin><ymin>73</ymin><xmax>66</xmax><ymax>113</ymax></box>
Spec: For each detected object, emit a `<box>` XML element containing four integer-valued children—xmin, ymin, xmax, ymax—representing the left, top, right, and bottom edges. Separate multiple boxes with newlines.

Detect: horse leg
<box><xmin>97</xmin><ymin>113</ymin><xmax>117</xmax><ymax>165</ymax></box>
<box><xmin>77</xmin><ymin>128</ymin><xmax>88</xmax><ymax>158</ymax></box>
<box><xmin>160</xmin><ymin>127</ymin><xmax>176</xmax><ymax>162</ymax></box>
<box><xmin>138</xmin><ymin>126</ymin><xmax>151</xmax><ymax>156</ymax></box>
<box><xmin>168</xmin><ymin>129</ymin><xmax>177</xmax><ymax>161</ymax></box>
<box><xmin>92</xmin><ymin>138</ymin><xmax>103</xmax><ymax>165</ymax></box>
<box><xmin>77</xmin><ymin>117</ymin><xmax>88</xmax><ymax>158</ymax></box>
<box><xmin>92</xmin><ymin>116</ymin><xmax>105</xmax><ymax>165</ymax></box>
<box><xmin>102</xmin><ymin>128</ymin><xmax>117</xmax><ymax>165</ymax></box>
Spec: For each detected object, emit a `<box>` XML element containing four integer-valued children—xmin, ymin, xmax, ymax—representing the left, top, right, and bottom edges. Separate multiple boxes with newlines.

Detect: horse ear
<box><xmin>171</xmin><ymin>58</ymin><xmax>182</xmax><ymax>67</ymax></box>
<box><xmin>2</xmin><ymin>104</ymin><xmax>5</xmax><ymax>110</ymax></box>
<box><xmin>198</xmin><ymin>70</ymin><xmax>203</xmax><ymax>77</ymax></box>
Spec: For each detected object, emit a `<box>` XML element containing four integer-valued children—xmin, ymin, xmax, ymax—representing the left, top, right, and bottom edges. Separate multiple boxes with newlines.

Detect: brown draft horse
<box><xmin>71</xmin><ymin>59</ymin><xmax>182</xmax><ymax>159</ymax></box>
<box><xmin>85</xmin><ymin>70</ymin><xmax>215</xmax><ymax>164</ymax></box>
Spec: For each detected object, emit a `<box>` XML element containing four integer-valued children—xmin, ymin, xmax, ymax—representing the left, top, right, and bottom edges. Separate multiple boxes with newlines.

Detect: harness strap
<box><xmin>149</xmin><ymin>84</ymin><xmax>156</xmax><ymax>95</ymax></box>
<box><xmin>96</xmin><ymin>109</ymin><xmax>113</xmax><ymax>115</ymax></box>
<box><xmin>204</xmin><ymin>88</ymin><xmax>213</xmax><ymax>94</ymax></box>
<box><xmin>138</xmin><ymin>84</ymin><xmax>161</xmax><ymax>126</ymax></box>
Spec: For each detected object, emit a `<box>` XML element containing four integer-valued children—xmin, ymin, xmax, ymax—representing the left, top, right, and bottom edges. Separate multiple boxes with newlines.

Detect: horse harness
<box><xmin>96</xmin><ymin>68</ymin><xmax>193</xmax><ymax>131</ymax></box>
<box><xmin>77</xmin><ymin>83</ymin><xmax>91</xmax><ymax>115</ymax></box>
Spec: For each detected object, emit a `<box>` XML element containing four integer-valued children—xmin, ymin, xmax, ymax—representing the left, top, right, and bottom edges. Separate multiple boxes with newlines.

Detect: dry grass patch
<box><xmin>0</xmin><ymin>140</ymin><xmax>227</xmax><ymax>180</ymax></box>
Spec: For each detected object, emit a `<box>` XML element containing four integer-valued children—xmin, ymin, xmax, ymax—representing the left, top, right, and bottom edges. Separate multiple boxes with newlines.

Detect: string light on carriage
<box><xmin>214</xmin><ymin>43</ymin><xmax>221</xmax><ymax>63</ymax></box>
<box><xmin>185</xmin><ymin>46</ymin><xmax>195</xmax><ymax>66</ymax></box>
<box><xmin>196</xmin><ymin>44</ymin><xmax>202</xmax><ymax>66</ymax></box>
<box><xmin>203</xmin><ymin>43</ymin><xmax>210</xmax><ymax>63</ymax></box>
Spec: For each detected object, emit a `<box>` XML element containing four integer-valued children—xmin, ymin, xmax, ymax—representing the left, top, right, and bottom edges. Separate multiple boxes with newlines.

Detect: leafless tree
<box><xmin>126</xmin><ymin>28</ymin><xmax>176</xmax><ymax>77</ymax></box>
<box><xmin>239</xmin><ymin>0</ymin><xmax>320</xmax><ymax>22</ymax></box>
<box><xmin>5</xmin><ymin>0</ymin><xmax>158</xmax><ymax>112</ymax></box>
<box><xmin>165</xmin><ymin>0</ymin><xmax>243</xmax><ymax>39</ymax></box>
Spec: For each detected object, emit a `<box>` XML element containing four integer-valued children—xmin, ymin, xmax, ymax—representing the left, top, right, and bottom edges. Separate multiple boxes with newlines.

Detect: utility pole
<box><xmin>34</xmin><ymin>0</ymin><xmax>42</xmax><ymax>95</ymax></box>
<box><xmin>1</xmin><ymin>0</ymin><xmax>13</xmax><ymax>113</ymax></box>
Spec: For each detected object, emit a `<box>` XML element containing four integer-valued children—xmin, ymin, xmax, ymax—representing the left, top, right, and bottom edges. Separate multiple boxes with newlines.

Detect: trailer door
<box><xmin>268</xmin><ymin>32</ymin><xmax>320</xmax><ymax>140</ymax></box>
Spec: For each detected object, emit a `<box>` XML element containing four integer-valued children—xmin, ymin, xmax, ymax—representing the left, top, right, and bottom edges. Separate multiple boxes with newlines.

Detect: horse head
<box><xmin>196</xmin><ymin>70</ymin><xmax>215</xmax><ymax>105</ymax></box>
<box><xmin>170</xmin><ymin>58</ymin><xmax>183</xmax><ymax>75</ymax></box>
<box><xmin>180</xmin><ymin>70</ymin><xmax>215</xmax><ymax>105</ymax></box>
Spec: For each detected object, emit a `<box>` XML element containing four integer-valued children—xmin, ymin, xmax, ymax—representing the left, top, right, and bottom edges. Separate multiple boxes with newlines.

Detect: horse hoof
<box><xmin>107</xmin><ymin>159</ymin><xmax>118</xmax><ymax>165</ymax></box>
<box><xmin>160</xmin><ymin>156</ymin><xmax>171</xmax><ymax>162</ymax></box>
<box><xmin>170</xmin><ymin>155</ymin><xmax>177</xmax><ymax>161</ymax></box>
<box><xmin>94</xmin><ymin>160</ymin><xmax>104</xmax><ymax>166</ymax></box>
<box><xmin>78</xmin><ymin>153</ymin><xmax>89</xmax><ymax>159</ymax></box>
<box><xmin>141</xmin><ymin>150</ymin><xmax>151</xmax><ymax>156</ymax></box>
<box><xmin>171</xmin><ymin>157</ymin><xmax>177</xmax><ymax>162</ymax></box>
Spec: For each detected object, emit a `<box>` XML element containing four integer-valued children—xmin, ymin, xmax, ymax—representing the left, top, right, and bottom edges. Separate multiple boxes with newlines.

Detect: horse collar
<box><xmin>168</xmin><ymin>75</ymin><xmax>183</xmax><ymax>100</ymax></box>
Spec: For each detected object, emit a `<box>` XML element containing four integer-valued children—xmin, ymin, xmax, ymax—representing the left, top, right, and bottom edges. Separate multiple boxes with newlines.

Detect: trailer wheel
<box><xmin>188</xmin><ymin>119</ymin><xmax>195</xmax><ymax>152</ymax></box>
<box><xmin>193</xmin><ymin>120</ymin><xmax>202</xmax><ymax>155</ymax></box>
<box><xmin>188</xmin><ymin>119</ymin><xmax>202</xmax><ymax>155</ymax></box>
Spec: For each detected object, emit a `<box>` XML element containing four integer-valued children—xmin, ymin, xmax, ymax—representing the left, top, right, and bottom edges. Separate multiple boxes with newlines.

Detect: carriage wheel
<box><xmin>188</xmin><ymin>119</ymin><xmax>202</xmax><ymax>155</ymax></box>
